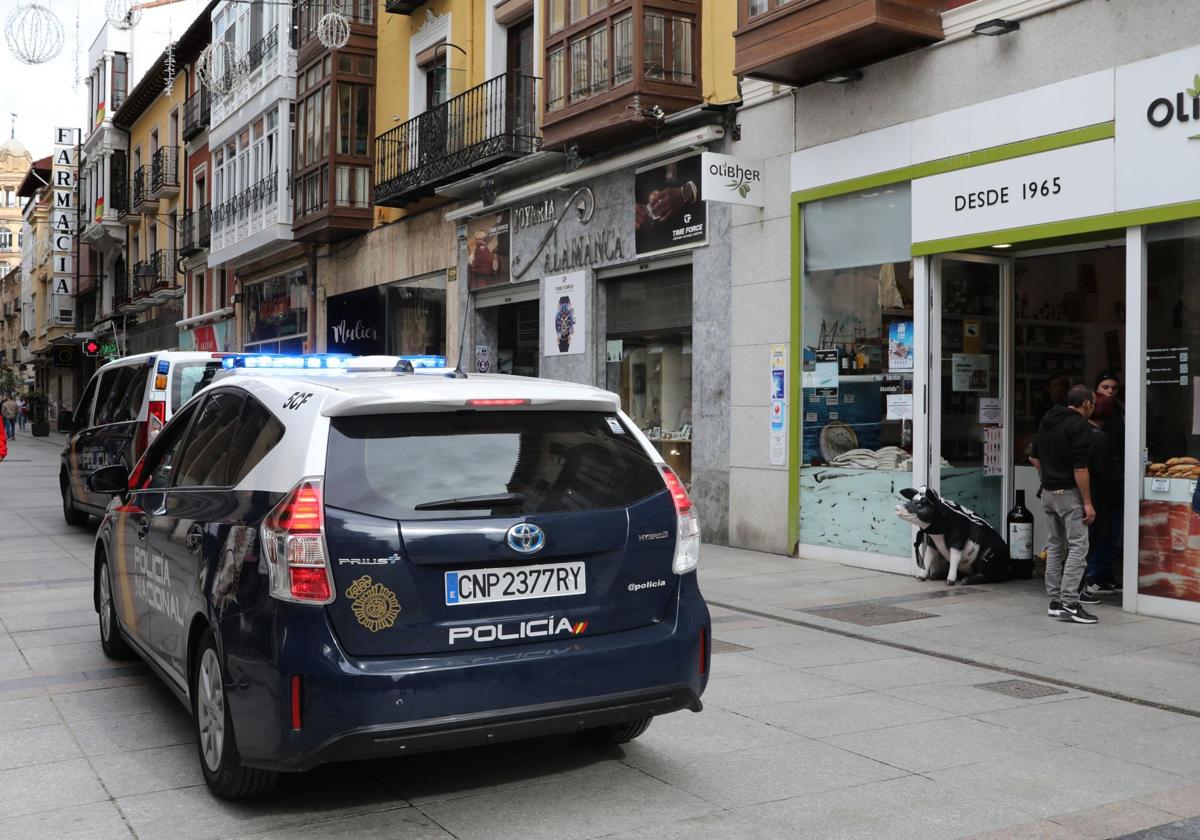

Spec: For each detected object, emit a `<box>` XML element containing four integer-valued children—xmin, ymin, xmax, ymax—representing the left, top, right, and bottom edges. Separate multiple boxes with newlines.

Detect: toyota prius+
<box><xmin>87</xmin><ymin>353</ymin><xmax>711</xmax><ymax>799</ymax></box>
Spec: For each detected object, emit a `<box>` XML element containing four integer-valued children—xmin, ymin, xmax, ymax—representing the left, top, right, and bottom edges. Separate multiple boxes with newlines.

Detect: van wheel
<box><xmin>192</xmin><ymin>630</ymin><xmax>278</xmax><ymax>800</ymax></box>
<box><xmin>579</xmin><ymin>716</ymin><xmax>653</xmax><ymax>746</ymax></box>
<box><xmin>97</xmin><ymin>558</ymin><xmax>131</xmax><ymax>659</ymax></box>
<box><xmin>61</xmin><ymin>478</ymin><xmax>89</xmax><ymax>526</ymax></box>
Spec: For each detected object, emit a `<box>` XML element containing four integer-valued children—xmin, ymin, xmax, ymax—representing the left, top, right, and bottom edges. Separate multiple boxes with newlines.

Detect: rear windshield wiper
<box><xmin>413</xmin><ymin>492</ymin><xmax>527</xmax><ymax>511</ymax></box>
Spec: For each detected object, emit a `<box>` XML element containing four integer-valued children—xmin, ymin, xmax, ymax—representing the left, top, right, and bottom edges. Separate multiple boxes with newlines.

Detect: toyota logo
<box><xmin>506</xmin><ymin>522</ymin><xmax>546</xmax><ymax>554</ymax></box>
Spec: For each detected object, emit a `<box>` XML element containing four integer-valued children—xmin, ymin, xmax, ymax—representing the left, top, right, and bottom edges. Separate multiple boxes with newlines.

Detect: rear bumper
<box><xmin>222</xmin><ymin>576</ymin><xmax>710</xmax><ymax>772</ymax></box>
<box><xmin>272</xmin><ymin>684</ymin><xmax>700</xmax><ymax>772</ymax></box>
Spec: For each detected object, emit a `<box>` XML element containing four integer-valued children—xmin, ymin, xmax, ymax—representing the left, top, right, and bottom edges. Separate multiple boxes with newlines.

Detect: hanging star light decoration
<box><xmin>317</xmin><ymin>1</ymin><xmax>351</xmax><ymax>50</ymax></box>
<box><xmin>4</xmin><ymin>2</ymin><xmax>66</xmax><ymax>65</ymax></box>
<box><xmin>164</xmin><ymin>33</ymin><xmax>176</xmax><ymax>97</ymax></box>
<box><xmin>105</xmin><ymin>0</ymin><xmax>141</xmax><ymax>32</ymax></box>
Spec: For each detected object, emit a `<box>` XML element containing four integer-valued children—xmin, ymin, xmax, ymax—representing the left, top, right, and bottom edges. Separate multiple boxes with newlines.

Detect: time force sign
<box><xmin>911</xmin><ymin>139</ymin><xmax>1115</xmax><ymax>243</ymax></box>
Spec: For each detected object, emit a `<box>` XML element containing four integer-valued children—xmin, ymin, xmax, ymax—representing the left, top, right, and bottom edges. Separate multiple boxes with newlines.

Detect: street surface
<box><xmin>2</xmin><ymin>429</ymin><xmax>1200</xmax><ymax>839</ymax></box>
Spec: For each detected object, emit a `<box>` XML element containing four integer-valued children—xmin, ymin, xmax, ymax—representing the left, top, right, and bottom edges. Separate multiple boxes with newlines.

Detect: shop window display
<box><xmin>244</xmin><ymin>270</ymin><xmax>309</xmax><ymax>353</ymax></box>
<box><xmin>1140</xmin><ymin>221</ymin><xmax>1200</xmax><ymax>602</ymax></box>
<box><xmin>386</xmin><ymin>281</ymin><xmax>446</xmax><ymax>357</ymax></box>
<box><xmin>800</xmin><ymin>185</ymin><xmax>915</xmax><ymax>557</ymax></box>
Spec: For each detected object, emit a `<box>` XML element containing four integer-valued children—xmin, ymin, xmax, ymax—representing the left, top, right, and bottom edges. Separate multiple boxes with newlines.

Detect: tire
<box><xmin>97</xmin><ymin>558</ymin><xmax>132</xmax><ymax>660</ymax></box>
<box><xmin>579</xmin><ymin>716</ymin><xmax>653</xmax><ymax>746</ymax></box>
<box><xmin>192</xmin><ymin>630</ymin><xmax>278</xmax><ymax>800</ymax></box>
<box><xmin>62</xmin><ymin>477</ymin><xmax>89</xmax><ymax>527</ymax></box>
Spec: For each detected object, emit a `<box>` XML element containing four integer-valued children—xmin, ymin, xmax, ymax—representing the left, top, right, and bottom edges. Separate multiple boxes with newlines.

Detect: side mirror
<box><xmin>88</xmin><ymin>464</ymin><xmax>131</xmax><ymax>495</ymax></box>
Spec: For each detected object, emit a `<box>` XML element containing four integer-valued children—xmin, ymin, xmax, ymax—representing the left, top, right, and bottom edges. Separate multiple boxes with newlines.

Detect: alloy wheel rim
<box><xmin>99</xmin><ymin>568</ymin><xmax>112</xmax><ymax>642</ymax></box>
<box><xmin>197</xmin><ymin>649</ymin><xmax>225</xmax><ymax>772</ymax></box>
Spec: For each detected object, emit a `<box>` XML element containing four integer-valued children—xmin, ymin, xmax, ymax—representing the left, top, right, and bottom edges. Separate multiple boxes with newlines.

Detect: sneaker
<box><xmin>1059</xmin><ymin>602</ymin><xmax>1098</xmax><ymax>624</ymax></box>
<box><xmin>1089</xmin><ymin>578</ymin><xmax>1121</xmax><ymax>593</ymax></box>
<box><xmin>1077</xmin><ymin>589</ymin><xmax>1100</xmax><ymax>605</ymax></box>
<box><xmin>1047</xmin><ymin>600</ymin><xmax>1064</xmax><ymax>617</ymax></box>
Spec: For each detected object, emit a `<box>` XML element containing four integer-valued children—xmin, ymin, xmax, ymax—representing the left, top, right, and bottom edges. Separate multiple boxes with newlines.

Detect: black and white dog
<box><xmin>894</xmin><ymin>486</ymin><xmax>1012</xmax><ymax>585</ymax></box>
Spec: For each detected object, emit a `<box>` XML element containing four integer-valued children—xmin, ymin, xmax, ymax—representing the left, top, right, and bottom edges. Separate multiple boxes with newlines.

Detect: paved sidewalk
<box><xmin>1</xmin><ymin>430</ymin><xmax>1199</xmax><ymax>839</ymax></box>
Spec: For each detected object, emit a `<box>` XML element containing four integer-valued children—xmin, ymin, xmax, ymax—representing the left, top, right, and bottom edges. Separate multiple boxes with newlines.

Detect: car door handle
<box><xmin>185</xmin><ymin>525</ymin><xmax>204</xmax><ymax>554</ymax></box>
<box><xmin>135</xmin><ymin>519</ymin><xmax>150</xmax><ymax>541</ymax></box>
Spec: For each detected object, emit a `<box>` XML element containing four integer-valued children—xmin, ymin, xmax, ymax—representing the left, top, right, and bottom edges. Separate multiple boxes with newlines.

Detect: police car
<box><xmin>86</xmin><ymin>353</ymin><xmax>710</xmax><ymax>799</ymax></box>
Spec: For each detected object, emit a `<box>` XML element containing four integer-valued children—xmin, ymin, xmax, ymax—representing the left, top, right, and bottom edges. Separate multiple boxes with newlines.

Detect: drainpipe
<box><xmin>308</xmin><ymin>243</ymin><xmax>318</xmax><ymax>353</ymax></box>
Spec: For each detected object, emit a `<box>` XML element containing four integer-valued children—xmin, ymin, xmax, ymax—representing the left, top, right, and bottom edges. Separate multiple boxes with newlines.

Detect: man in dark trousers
<box><xmin>1030</xmin><ymin>384</ymin><xmax>1098</xmax><ymax>624</ymax></box>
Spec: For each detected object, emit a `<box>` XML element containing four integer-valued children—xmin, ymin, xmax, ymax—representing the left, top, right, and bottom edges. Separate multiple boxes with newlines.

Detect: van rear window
<box><xmin>171</xmin><ymin>361</ymin><xmax>222</xmax><ymax>411</ymax></box>
<box><xmin>325</xmin><ymin>411</ymin><xmax>665</xmax><ymax>520</ymax></box>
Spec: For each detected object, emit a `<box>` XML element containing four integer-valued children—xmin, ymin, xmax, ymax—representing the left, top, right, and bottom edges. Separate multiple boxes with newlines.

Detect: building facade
<box><xmin>0</xmin><ymin>138</ymin><xmax>32</xmax><ymax>376</ymax></box>
<box><xmin>724</xmin><ymin>0</ymin><xmax>1200</xmax><ymax>624</ymax></box>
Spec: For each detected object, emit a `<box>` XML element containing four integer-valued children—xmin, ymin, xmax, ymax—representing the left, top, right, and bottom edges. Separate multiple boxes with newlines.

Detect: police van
<box><xmin>86</xmin><ymin>354</ymin><xmax>711</xmax><ymax>799</ymax></box>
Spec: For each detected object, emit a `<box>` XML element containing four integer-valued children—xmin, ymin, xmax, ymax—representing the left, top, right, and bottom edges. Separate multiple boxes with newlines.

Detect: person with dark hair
<box><xmin>1030</xmin><ymin>384</ymin><xmax>1098</xmax><ymax>624</ymax></box>
<box><xmin>1086</xmin><ymin>371</ymin><xmax>1124</xmax><ymax>593</ymax></box>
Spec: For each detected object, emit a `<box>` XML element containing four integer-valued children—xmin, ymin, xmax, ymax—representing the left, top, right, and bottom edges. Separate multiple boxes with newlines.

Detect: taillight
<box><xmin>662</xmin><ymin>466</ymin><xmax>700</xmax><ymax>574</ymax></box>
<box><xmin>261</xmin><ymin>478</ymin><xmax>334</xmax><ymax>604</ymax></box>
<box><xmin>467</xmin><ymin>398</ymin><xmax>530</xmax><ymax>407</ymax></box>
<box><xmin>137</xmin><ymin>400</ymin><xmax>167</xmax><ymax>459</ymax></box>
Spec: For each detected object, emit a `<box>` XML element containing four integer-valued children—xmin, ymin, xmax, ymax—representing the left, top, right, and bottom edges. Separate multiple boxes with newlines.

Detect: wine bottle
<box><xmin>1007</xmin><ymin>490</ymin><xmax>1035</xmax><ymax>579</ymax></box>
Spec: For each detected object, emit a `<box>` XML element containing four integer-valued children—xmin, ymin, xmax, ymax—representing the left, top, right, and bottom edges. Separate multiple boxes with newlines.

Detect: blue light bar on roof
<box><xmin>399</xmin><ymin>355</ymin><xmax>447</xmax><ymax>369</ymax></box>
<box><xmin>220</xmin><ymin>353</ymin><xmax>352</xmax><ymax>370</ymax></box>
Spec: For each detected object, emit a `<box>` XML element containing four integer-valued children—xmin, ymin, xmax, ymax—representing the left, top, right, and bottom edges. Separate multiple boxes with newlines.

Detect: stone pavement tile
<box><xmin>885</xmin><ymin>680</ymin><xmax>1083</xmax><ymax>716</ymax></box>
<box><xmin>965</xmin><ymin>819</ymin><xmax>1087</xmax><ymax>839</ymax></box>
<box><xmin>0</xmin><ymin>758</ymin><xmax>110</xmax><ymax>819</ymax></box>
<box><xmin>2</xmin><ymin>609</ymin><xmax>96</xmax><ymax>633</ymax></box>
<box><xmin>705</xmin><ymin>621</ymin><xmax>836</xmax><ymax>651</ymax></box>
<box><xmin>1081</xmin><ymin>722</ymin><xmax>1200</xmax><ymax>780</ymax></box>
<box><xmin>231</xmin><ymin>806</ymin><xmax>456</xmax><ymax>840</ymax></box>
<box><xmin>973</xmin><ymin>697</ymin><xmax>1191</xmax><ymax>747</ymax></box>
<box><xmin>623</xmin><ymin>736</ymin><xmax>908</xmax><ymax>808</ymax></box>
<box><xmin>804</xmin><ymin>654</ymin><xmax>999</xmax><ymax>691</ymax></box>
<box><xmin>52</xmin><ymin>682</ymin><xmax>178</xmax><ymax>722</ymax></box>
<box><xmin>926</xmin><ymin>746</ymin><xmax>1189</xmax><ymax>820</ymax></box>
<box><xmin>118</xmin><ymin>775</ymin><xmax>403</xmax><ymax>840</ymax></box>
<box><xmin>710</xmin><ymin>579</ymin><xmax>852</xmax><ymax>608</ymax></box>
<box><xmin>744</xmin><ymin>634</ymin><xmax>907</xmax><ymax>669</ymax></box>
<box><xmin>0</xmin><ymin>800</ymin><xmax>134</xmax><ymax>840</ymax></box>
<box><xmin>741</xmin><ymin>689</ymin><xmax>954</xmax><ymax>738</ymax></box>
<box><xmin>27</xmin><ymin>640</ymin><xmax>121</xmax><ymax>676</ymax></box>
<box><xmin>92</xmin><ymin>744</ymin><xmax>205</xmax><ymax>798</ymax></box>
<box><xmin>12</xmin><ymin>624</ymin><xmax>96</xmax><ymax>649</ymax></box>
<box><xmin>0</xmin><ymin>649</ymin><xmax>32</xmax><ymax>679</ymax></box>
<box><xmin>1136</xmin><ymin>785</ymin><xmax>1200</xmax><ymax>818</ymax></box>
<box><xmin>1070</xmin><ymin>655</ymin><xmax>1200</xmax><ymax>715</ymax></box>
<box><xmin>826</xmin><ymin>716</ymin><xmax>1057</xmax><ymax>774</ymax></box>
<box><xmin>0</xmin><ymin>560</ymin><xmax>92</xmax><ymax>583</ymax></box>
<box><xmin>0</xmin><ymin>722</ymin><xmax>82</xmax><ymax>771</ymax></box>
<box><xmin>620</xmin><ymin>703</ymin><xmax>805</xmax><ymax>758</ymax></box>
<box><xmin>67</xmin><ymin>708</ymin><xmax>192</xmax><ymax>756</ymax></box>
<box><xmin>995</xmin><ymin>634</ymin><xmax>1160</xmax><ymax>665</ymax></box>
<box><xmin>1049</xmin><ymin>800</ymin><xmax>1182</xmax><ymax>838</ymax></box>
<box><xmin>702</xmin><ymin>665</ymin><xmax>860</xmax><ymax>709</ymax></box>
<box><xmin>0</xmin><ymin>694</ymin><xmax>60</xmax><ymax>732</ymax></box>
<box><xmin>578</xmin><ymin>810</ymin><xmax>792</xmax><ymax>840</ymax></box>
<box><xmin>706</xmin><ymin>649</ymin><xmax>793</xmax><ymax>679</ymax></box>
<box><xmin>1119</xmin><ymin>818</ymin><xmax>1200</xmax><ymax>840</ymax></box>
<box><xmin>417</xmin><ymin>762</ymin><xmax>710</xmax><ymax>840</ymax></box>
<box><xmin>740</xmin><ymin>774</ymin><xmax>1037</xmax><ymax>840</ymax></box>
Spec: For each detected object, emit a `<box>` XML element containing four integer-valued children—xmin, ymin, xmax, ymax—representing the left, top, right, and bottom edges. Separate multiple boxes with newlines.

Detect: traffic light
<box><xmin>82</xmin><ymin>339</ymin><xmax>100</xmax><ymax>357</ymax></box>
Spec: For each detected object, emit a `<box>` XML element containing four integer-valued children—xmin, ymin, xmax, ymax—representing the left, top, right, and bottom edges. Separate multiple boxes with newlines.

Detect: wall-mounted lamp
<box><xmin>973</xmin><ymin>19</ymin><xmax>1020</xmax><ymax>36</ymax></box>
<box><xmin>822</xmin><ymin>69</ymin><xmax>862</xmax><ymax>84</ymax></box>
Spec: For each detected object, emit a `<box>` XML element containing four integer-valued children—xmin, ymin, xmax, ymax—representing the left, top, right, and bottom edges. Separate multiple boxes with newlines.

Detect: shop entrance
<box><xmin>492</xmin><ymin>299</ymin><xmax>539</xmax><ymax>377</ymax></box>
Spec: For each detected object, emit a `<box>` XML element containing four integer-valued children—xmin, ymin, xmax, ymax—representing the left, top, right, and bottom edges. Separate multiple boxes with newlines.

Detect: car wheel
<box><xmin>97</xmin><ymin>558</ymin><xmax>132</xmax><ymax>659</ymax></box>
<box><xmin>193</xmin><ymin>630</ymin><xmax>278</xmax><ymax>800</ymax></box>
<box><xmin>61</xmin><ymin>477</ymin><xmax>89</xmax><ymax>526</ymax></box>
<box><xmin>579</xmin><ymin>716</ymin><xmax>653</xmax><ymax>746</ymax></box>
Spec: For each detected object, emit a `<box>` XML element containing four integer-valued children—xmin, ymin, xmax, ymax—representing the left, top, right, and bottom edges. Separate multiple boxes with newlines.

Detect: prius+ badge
<box><xmin>506</xmin><ymin>522</ymin><xmax>546</xmax><ymax>554</ymax></box>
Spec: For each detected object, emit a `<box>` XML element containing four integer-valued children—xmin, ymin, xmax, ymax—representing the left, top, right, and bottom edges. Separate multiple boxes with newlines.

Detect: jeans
<box><xmin>2</xmin><ymin>418</ymin><xmax>14</xmax><ymax>438</ymax></box>
<box><xmin>1086</xmin><ymin>498</ymin><xmax>1121</xmax><ymax>583</ymax></box>
<box><xmin>1043</xmin><ymin>488</ymin><xmax>1090</xmax><ymax>603</ymax></box>
<box><xmin>16</xmin><ymin>412</ymin><xmax>26</xmax><ymax>430</ymax></box>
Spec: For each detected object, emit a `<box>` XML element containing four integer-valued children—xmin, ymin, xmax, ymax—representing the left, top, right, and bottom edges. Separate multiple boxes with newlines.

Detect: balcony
<box><xmin>384</xmin><ymin>0</ymin><xmax>430</xmax><ymax>13</ymax></box>
<box><xmin>183</xmin><ymin>88</ymin><xmax>210</xmax><ymax>141</ymax></box>
<box><xmin>240</xmin><ymin>29</ymin><xmax>279</xmax><ymax>77</ymax></box>
<box><xmin>132</xmin><ymin>165</ymin><xmax>154</xmax><ymax>214</ymax></box>
<box><xmin>209</xmin><ymin>171</ymin><xmax>286</xmax><ymax>260</ymax></box>
<box><xmin>132</xmin><ymin>250</ymin><xmax>181</xmax><ymax>303</ymax></box>
<box><xmin>374</xmin><ymin>73</ymin><xmax>540</xmax><ymax>208</ymax></box>
<box><xmin>734</xmin><ymin>0</ymin><xmax>945</xmax><ymax>87</ymax></box>
<box><xmin>150</xmin><ymin>147</ymin><xmax>180</xmax><ymax>199</ymax></box>
<box><xmin>112</xmin><ymin>273</ymin><xmax>134</xmax><ymax>313</ymax></box>
<box><xmin>179</xmin><ymin>206</ymin><xmax>212</xmax><ymax>257</ymax></box>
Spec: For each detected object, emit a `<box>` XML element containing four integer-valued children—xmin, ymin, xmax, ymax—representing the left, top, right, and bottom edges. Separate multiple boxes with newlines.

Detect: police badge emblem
<box><xmin>346</xmin><ymin>575</ymin><xmax>401</xmax><ymax>632</ymax></box>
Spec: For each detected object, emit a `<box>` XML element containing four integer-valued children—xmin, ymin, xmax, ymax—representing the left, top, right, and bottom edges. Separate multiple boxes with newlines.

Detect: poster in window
<box><xmin>543</xmin><ymin>271</ymin><xmax>586</xmax><ymax>356</ymax></box>
<box><xmin>634</xmin><ymin>155</ymin><xmax>706</xmax><ymax>256</ymax></box>
<box><xmin>952</xmin><ymin>353</ymin><xmax>990</xmax><ymax>392</ymax></box>
<box><xmin>466</xmin><ymin>211</ymin><xmax>511</xmax><ymax>290</ymax></box>
<box><xmin>887</xmin><ymin>320</ymin><xmax>914</xmax><ymax>371</ymax></box>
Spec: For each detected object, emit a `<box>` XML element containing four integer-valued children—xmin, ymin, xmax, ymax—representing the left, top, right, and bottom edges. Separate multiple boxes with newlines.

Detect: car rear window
<box><xmin>325</xmin><ymin>411</ymin><xmax>666</xmax><ymax>520</ymax></box>
<box><xmin>171</xmin><ymin>361</ymin><xmax>222</xmax><ymax>412</ymax></box>
<box><xmin>95</xmin><ymin>363</ymin><xmax>150</xmax><ymax>425</ymax></box>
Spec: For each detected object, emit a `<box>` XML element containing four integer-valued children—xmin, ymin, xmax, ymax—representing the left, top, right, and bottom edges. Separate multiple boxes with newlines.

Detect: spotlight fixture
<box><xmin>992</xmin><ymin>243</ymin><xmax>1012</xmax><ymax>249</ymax></box>
<box><xmin>973</xmin><ymin>18</ymin><xmax>1020</xmax><ymax>36</ymax></box>
<box><xmin>822</xmin><ymin>69</ymin><xmax>862</xmax><ymax>84</ymax></box>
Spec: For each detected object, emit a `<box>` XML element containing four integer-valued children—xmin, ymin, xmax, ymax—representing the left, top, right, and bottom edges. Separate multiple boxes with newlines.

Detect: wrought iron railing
<box><xmin>132</xmin><ymin>165</ymin><xmax>150</xmax><ymax>209</ymax></box>
<box><xmin>240</xmin><ymin>29</ymin><xmax>279</xmax><ymax>76</ymax></box>
<box><xmin>132</xmin><ymin>250</ymin><xmax>178</xmax><ymax>297</ymax></box>
<box><xmin>197</xmin><ymin>205</ymin><xmax>211</xmax><ymax>249</ymax></box>
<box><xmin>150</xmin><ymin>146</ymin><xmax>180</xmax><ymax>194</ymax></box>
<box><xmin>183</xmin><ymin>88</ymin><xmax>210</xmax><ymax>140</ymax></box>
<box><xmin>212</xmin><ymin>172</ymin><xmax>279</xmax><ymax>231</ymax></box>
<box><xmin>180</xmin><ymin>206</ymin><xmax>213</xmax><ymax>256</ymax></box>
<box><xmin>113</xmin><ymin>274</ymin><xmax>132</xmax><ymax>308</ymax></box>
<box><xmin>374</xmin><ymin>72</ymin><xmax>540</xmax><ymax>207</ymax></box>
<box><xmin>111</xmin><ymin>175</ymin><xmax>129</xmax><ymax>219</ymax></box>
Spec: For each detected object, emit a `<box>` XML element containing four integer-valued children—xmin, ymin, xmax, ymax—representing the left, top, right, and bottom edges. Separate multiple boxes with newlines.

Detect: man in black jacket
<box><xmin>1030</xmin><ymin>385</ymin><xmax>1098</xmax><ymax>624</ymax></box>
